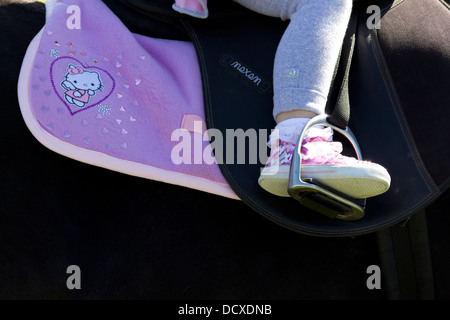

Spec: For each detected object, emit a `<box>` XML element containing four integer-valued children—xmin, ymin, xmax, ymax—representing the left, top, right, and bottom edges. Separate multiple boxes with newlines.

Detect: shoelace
<box><xmin>268</xmin><ymin>137</ymin><xmax>355</xmax><ymax>166</ymax></box>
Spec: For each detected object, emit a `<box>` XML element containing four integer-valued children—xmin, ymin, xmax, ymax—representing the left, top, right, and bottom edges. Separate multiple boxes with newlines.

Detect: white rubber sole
<box><xmin>258</xmin><ymin>162</ymin><xmax>391</xmax><ymax>199</ymax></box>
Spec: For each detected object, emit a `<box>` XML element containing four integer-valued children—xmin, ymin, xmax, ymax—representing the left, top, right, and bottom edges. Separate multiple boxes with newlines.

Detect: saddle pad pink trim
<box><xmin>173</xmin><ymin>0</ymin><xmax>209</xmax><ymax>19</ymax></box>
<box><xmin>18</xmin><ymin>0</ymin><xmax>238</xmax><ymax>200</ymax></box>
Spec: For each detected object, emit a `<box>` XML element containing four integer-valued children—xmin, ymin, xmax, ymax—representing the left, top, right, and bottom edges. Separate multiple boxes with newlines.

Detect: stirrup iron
<box><xmin>288</xmin><ymin>114</ymin><xmax>366</xmax><ymax>221</ymax></box>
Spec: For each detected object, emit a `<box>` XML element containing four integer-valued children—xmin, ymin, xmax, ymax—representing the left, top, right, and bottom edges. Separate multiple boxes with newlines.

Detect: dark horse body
<box><xmin>1</xmin><ymin>0</ymin><xmax>449</xmax><ymax>300</ymax></box>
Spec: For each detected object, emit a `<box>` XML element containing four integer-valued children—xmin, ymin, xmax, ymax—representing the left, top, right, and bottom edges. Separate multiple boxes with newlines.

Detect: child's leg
<box><xmin>234</xmin><ymin>0</ymin><xmax>391</xmax><ymax>199</ymax></box>
<box><xmin>233</xmin><ymin>0</ymin><xmax>353</xmax><ymax>124</ymax></box>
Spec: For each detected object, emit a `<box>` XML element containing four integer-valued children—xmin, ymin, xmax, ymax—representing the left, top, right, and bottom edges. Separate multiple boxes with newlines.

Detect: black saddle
<box><xmin>103</xmin><ymin>0</ymin><xmax>450</xmax><ymax>299</ymax></box>
<box><xmin>105</xmin><ymin>0</ymin><xmax>449</xmax><ymax>237</ymax></box>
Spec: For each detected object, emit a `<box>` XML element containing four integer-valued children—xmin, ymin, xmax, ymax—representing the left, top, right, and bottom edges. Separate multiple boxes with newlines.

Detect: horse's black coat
<box><xmin>0</xmin><ymin>0</ymin><xmax>449</xmax><ymax>300</ymax></box>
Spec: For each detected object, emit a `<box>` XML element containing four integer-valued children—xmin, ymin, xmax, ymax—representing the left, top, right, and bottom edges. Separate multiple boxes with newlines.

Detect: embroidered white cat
<box><xmin>61</xmin><ymin>64</ymin><xmax>104</xmax><ymax>108</ymax></box>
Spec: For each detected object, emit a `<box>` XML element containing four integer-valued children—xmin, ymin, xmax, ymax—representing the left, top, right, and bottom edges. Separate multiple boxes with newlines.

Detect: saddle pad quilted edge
<box><xmin>17</xmin><ymin>0</ymin><xmax>238</xmax><ymax>200</ymax></box>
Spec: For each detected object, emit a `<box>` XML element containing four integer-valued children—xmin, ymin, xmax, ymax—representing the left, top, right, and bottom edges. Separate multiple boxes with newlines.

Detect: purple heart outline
<box><xmin>50</xmin><ymin>56</ymin><xmax>115</xmax><ymax>116</ymax></box>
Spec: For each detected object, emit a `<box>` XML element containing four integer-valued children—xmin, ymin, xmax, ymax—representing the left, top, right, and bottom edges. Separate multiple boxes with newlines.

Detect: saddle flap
<box><xmin>184</xmin><ymin>0</ymin><xmax>441</xmax><ymax>236</ymax></box>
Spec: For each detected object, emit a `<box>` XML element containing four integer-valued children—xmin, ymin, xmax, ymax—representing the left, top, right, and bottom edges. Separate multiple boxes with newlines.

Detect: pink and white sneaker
<box><xmin>258</xmin><ymin>134</ymin><xmax>391</xmax><ymax>199</ymax></box>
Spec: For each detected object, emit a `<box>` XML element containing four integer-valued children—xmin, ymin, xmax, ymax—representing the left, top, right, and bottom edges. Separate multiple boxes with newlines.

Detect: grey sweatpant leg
<box><xmin>232</xmin><ymin>0</ymin><xmax>353</xmax><ymax>120</ymax></box>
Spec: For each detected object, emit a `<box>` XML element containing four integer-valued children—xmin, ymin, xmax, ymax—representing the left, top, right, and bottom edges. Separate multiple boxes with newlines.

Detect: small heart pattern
<box><xmin>50</xmin><ymin>57</ymin><xmax>115</xmax><ymax>116</ymax></box>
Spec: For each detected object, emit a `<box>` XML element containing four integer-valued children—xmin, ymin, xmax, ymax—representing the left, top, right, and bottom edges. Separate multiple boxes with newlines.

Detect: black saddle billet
<box><xmin>108</xmin><ymin>0</ymin><xmax>449</xmax><ymax>236</ymax></box>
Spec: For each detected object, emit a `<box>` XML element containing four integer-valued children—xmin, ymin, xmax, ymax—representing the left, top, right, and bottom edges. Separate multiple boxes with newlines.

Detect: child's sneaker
<box><xmin>258</xmin><ymin>134</ymin><xmax>391</xmax><ymax>199</ymax></box>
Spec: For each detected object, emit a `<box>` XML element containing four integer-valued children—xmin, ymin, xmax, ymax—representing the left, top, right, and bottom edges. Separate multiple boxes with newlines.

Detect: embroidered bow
<box><xmin>68</xmin><ymin>66</ymin><xmax>84</xmax><ymax>75</ymax></box>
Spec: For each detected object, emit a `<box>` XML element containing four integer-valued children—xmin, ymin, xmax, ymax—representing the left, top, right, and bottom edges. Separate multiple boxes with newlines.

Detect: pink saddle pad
<box><xmin>18</xmin><ymin>0</ymin><xmax>238</xmax><ymax>199</ymax></box>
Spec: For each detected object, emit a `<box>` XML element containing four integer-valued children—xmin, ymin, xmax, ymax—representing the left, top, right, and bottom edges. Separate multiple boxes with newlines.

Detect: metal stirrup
<box><xmin>287</xmin><ymin>114</ymin><xmax>366</xmax><ymax>221</ymax></box>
